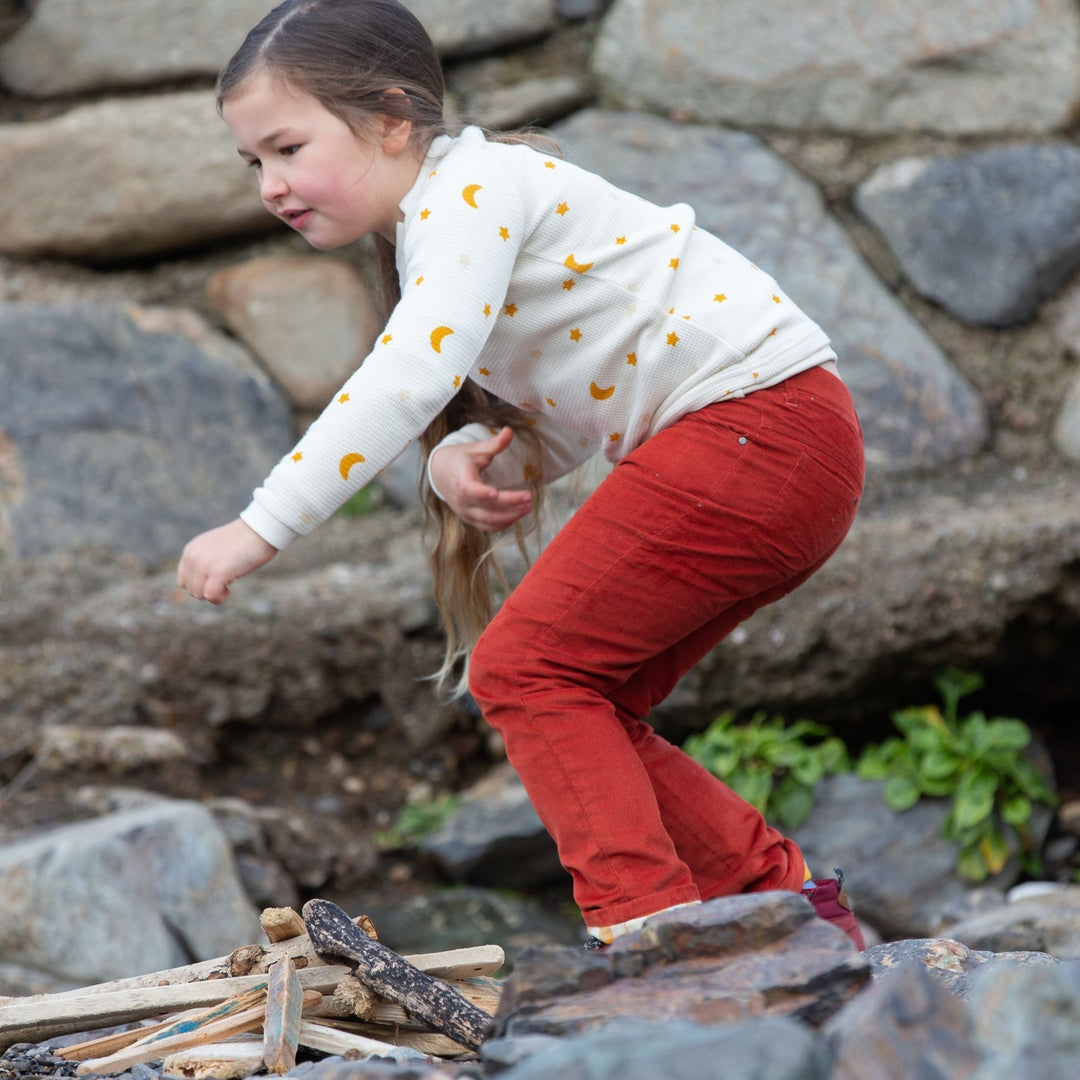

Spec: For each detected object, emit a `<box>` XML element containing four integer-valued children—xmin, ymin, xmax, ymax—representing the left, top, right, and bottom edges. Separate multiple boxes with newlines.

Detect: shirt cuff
<box><xmin>239</xmin><ymin>502</ymin><xmax>300</xmax><ymax>551</ymax></box>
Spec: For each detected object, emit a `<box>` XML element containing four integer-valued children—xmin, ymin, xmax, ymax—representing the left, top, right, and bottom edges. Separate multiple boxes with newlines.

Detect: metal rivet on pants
<box><xmin>738</xmin><ymin>436</ymin><xmax>748</xmax><ymax>445</ymax></box>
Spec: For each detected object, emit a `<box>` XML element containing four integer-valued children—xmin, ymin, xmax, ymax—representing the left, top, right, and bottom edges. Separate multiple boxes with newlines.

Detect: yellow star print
<box><xmin>381</xmin><ymin>334</ymin><xmax>392</xmax><ymax>345</ymax></box>
<box><xmin>544</xmin><ymin>161</ymin><xmax>556</xmax><ymax>170</ymax></box>
<box><xmin>616</xmin><ymin>236</ymin><xmax>626</xmax><ymax>245</ymax></box>
<box><xmin>667</xmin><ymin>332</ymin><xmax>680</xmax><ymax>346</ymax></box>
<box><xmin>670</xmin><ymin>224</ymin><xmax>680</xmax><ymax>233</ymax></box>
<box><xmin>669</xmin><ymin>258</ymin><xmax>679</xmax><ymax>270</ymax></box>
<box><xmin>483</xmin><ymin>303</ymin><xmax>491</xmax><ymax>317</ymax></box>
<box><xmin>626</xmin><ymin>352</ymin><xmax>637</xmax><ymax>365</ymax></box>
<box><xmin>563</xmin><ymin>279</ymin><xmax>575</xmax><ymax>291</ymax></box>
<box><xmin>556</xmin><ymin>202</ymin><xmax>569</xmax><ymax>216</ymax></box>
<box><xmin>291</xmin><ymin>452</ymin><xmax>303</xmax><ymax>463</ymax></box>
<box><xmin>420</xmin><ymin>208</ymin><xmax>431</xmax><ymax>220</ymax></box>
<box><xmin>505</xmin><ymin>303</ymin><xmax>518</xmax><ymax>317</ymax></box>
<box><xmin>714</xmin><ymin>293</ymin><xmax>727</xmax><ymax>303</ymax></box>
<box><xmin>499</xmin><ymin>226</ymin><xmax>510</xmax><ymax>241</ymax></box>
<box><xmin>338</xmin><ymin>393</ymin><xmax>349</xmax><ymax>404</ymax></box>
<box><xmin>478</xmin><ymin>367</ymin><xmax>491</xmax><ymax>376</ymax></box>
<box><xmin>570</xmin><ymin>328</ymin><xmax>582</xmax><ymax>342</ymax></box>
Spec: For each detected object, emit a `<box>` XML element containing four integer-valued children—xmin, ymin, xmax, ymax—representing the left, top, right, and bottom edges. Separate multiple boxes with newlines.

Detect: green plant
<box><xmin>683</xmin><ymin>711</ymin><xmax>851</xmax><ymax>830</ymax></box>
<box><xmin>374</xmin><ymin>793</ymin><xmax>460</xmax><ymax>849</ymax></box>
<box><xmin>856</xmin><ymin>669</ymin><xmax>1057</xmax><ymax>881</ymax></box>
<box><xmin>337</xmin><ymin>485</ymin><xmax>382</xmax><ymax>519</ymax></box>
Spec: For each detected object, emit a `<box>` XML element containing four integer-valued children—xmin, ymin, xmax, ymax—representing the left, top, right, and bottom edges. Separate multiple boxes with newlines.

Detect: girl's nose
<box><xmin>259</xmin><ymin>168</ymin><xmax>288</xmax><ymax>203</ymax></box>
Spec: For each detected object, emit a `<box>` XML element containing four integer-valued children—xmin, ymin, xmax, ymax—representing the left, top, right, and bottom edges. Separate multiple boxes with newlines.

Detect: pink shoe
<box><xmin>804</xmin><ymin>868</ymin><xmax>866</xmax><ymax>950</ymax></box>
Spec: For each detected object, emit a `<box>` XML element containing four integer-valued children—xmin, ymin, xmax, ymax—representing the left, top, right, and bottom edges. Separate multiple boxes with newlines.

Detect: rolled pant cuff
<box><xmin>584</xmin><ymin>885</ymin><xmax>702</xmax><ymax>936</ymax></box>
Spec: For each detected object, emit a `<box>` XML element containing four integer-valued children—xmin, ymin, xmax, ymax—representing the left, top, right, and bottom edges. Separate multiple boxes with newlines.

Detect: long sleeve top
<box><xmin>239</xmin><ymin>126</ymin><xmax>836</xmax><ymax>549</ymax></box>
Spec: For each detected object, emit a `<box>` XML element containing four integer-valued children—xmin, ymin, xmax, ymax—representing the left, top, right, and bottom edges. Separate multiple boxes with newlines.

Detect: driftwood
<box><xmin>302</xmin><ymin>899</ymin><xmax>493</xmax><ymax>1051</ymax></box>
<box><xmin>261</xmin><ymin>959</ymin><xmax>303</xmax><ymax>1075</ymax></box>
<box><xmin>0</xmin><ymin>903</ymin><xmax>507</xmax><ymax>1068</ymax></box>
<box><xmin>56</xmin><ymin>989</ymin><xmax>269</xmax><ymax>1062</ymax></box>
<box><xmin>162</xmin><ymin>1039</ymin><xmax>265</xmax><ymax>1080</ymax></box>
<box><xmin>0</xmin><ymin>967</ymin><xmax>347</xmax><ymax>1050</ymax></box>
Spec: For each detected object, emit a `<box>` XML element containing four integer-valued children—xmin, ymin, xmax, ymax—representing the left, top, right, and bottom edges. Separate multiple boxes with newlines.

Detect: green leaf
<box><xmin>883</xmin><ymin>775</ymin><xmax>922</xmax><ymax>812</ymax></box>
<box><xmin>957</xmin><ymin>844</ymin><xmax>989</xmax><ymax>882</ymax></box>
<box><xmin>952</xmin><ymin>769</ymin><xmax>998</xmax><ymax>829</ymax></box>
<box><xmin>983</xmin><ymin>719</ymin><xmax>1031</xmax><ymax>752</ymax></box>
<box><xmin>773</xmin><ymin>780</ymin><xmax>815</xmax><ymax>830</ymax></box>
<box><xmin>918</xmin><ymin>750</ymin><xmax>960</xmax><ymax>781</ymax></box>
<box><xmin>980</xmin><ymin>828</ymin><xmax>1009</xmax><ymax>875</ymax></box>
<box><xmin>1001</xmin><ymin>794</ymin><xmax>1033</xmax><ymax>827</ymax></box>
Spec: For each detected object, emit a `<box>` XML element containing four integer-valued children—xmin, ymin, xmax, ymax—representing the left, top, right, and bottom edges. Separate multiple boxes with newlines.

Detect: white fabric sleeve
<box><xmin>240</xmin><ymin>146</ymin><xmax>527</xmax><ymax>541</ymax></box>
<box><xmin>426</xmin><ymin>415</ymin><xmax>601</xmax><ymax>503</ymax></box>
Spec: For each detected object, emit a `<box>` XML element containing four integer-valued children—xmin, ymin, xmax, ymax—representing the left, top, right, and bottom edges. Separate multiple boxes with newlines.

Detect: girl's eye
<box><xmin>246</xmin><ymin>158</ymin><xmax>262</xmax><ymax>170</ymax></box>
<box><xmin>280</xmin><ymin>145</ymin><xmax>301</xmax><ymax>157</ymax></box>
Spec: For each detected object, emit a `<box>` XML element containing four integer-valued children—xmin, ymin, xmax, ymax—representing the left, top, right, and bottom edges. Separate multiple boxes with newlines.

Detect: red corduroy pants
<box><xmin>468</xmin><ymin>364</ymin><xmax>865</xmax><ymax>930</ymax></box>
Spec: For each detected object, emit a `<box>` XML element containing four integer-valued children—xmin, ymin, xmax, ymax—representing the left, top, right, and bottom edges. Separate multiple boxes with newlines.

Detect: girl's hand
<box><xmin>429</xmin><ymin>426</ymin><xmax>533</xmax><ymax>533</ymax></box>
<box><xmin>177</xmin><ymin>518</ymin><xmax>277</xmax><ymax>603</ymax></box>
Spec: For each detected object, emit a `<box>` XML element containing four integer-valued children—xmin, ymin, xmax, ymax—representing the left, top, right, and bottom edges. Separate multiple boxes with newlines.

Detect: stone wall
<box><xmin>2</xmin><ymin>0</ymin><xmax>1080</xmax><ymax>746</ymax></box>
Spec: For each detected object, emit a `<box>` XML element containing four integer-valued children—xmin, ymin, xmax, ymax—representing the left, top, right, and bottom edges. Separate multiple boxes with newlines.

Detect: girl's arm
<box><xmin>176</xmin><ymin>518</ymin><xmax>277</xmax><ymax>604</ymax></box>
<box><xmin>428</xmin><ymin>413</ymin><xmax>600</xmax><ymax>501</ymax></box>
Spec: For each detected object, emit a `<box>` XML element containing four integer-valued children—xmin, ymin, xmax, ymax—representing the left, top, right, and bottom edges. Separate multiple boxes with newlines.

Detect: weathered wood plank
<box><xmin>259</xmin><ymin>908</ymin><xmax>307</xmax><ymax>944</ymax></box>
<box><xmin>302</xmin><ymin>899</ymin><xmax>492</xmax><ymax>1051</ymax></box>
<box><xmin>261</xmin><ymin>958</ymin><xmax>303</xmax><ymax>1074</ymax></box>
<box><xmin>162</xmin><ymin>1038</ymin><xmax>264</xmax><ymax>1080</ymax></box>
<box><xmin>0</xmin><ymin>968</ymin><xmax>346</xmax><ymax>1052</ymax></box>
<box><xmin>295</xmin><ymin>1019</ymin><xmax>397</xmax><ymax>1059</ymax></box>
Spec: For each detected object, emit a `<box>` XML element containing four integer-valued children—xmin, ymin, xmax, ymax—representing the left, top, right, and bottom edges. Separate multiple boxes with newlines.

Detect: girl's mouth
<box><xmin>283</xmin><ymin>209</ymin><xmax>312</xmax><ymax>228</ymax></box>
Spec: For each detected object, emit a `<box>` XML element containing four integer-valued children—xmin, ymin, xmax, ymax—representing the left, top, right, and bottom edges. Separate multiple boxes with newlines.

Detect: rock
<box><xmin>969</xmin><ymin>958</ymin><xmax>1080</xmax><ymax>1077</ymax></box>
<box><xmin>492</xmin><ymin>893</ymin><xmax>870</xmax><ymax>1039</ymax></box>
<box><xmin>337</xmin><ymin>885</ymin><xmax>582</xmax><ymax>965</ymax></box>
<box><xmin>0</xmin><ymin>800</ymin><xmax>262</xmax><ymax>984</ymax></box>
<box><xmin>496</xmin><ymin>1016</ymin><xmax>830</xmax><ymax>1080</ymax></box>
<box><xmin>1052</xmin><ymin>369</ymin><xmax>1080</xmax><ymax>463</ymax></box>
<box><xmin>825</xmin><ymin>963</ymin><xmax>981</xmax><ymax>1080</ymax></box>
<box><xmin>0</xmin><ymin>962</ymin><xmax>80</xmax><ymax>999</ymax></box>
<box><xmin>592</xmin><ymin>0</ymin><xmax>1080</xmax><ymax>136</ymax></box>
<box><xmin>940</xmin><ymin>886</ymin><xmax>1080</xmax><ymax>960</ymax></box>
<box><xmin>854</xmin><ymin>145</ymin><xmax>1080</xmax><ymax>327</ymax></box>
<box><xmin>553</xmin><ymin>109</ymin><xmax>988</xmax><ymax>476</ymax></box>
<box><xmin>0</xmin><ymin>0</ymin><xmax>274</xmax><ymax>97</ymax></box>
<box><xmin>467</xmin><ymin>75</ymin><xmax>593</xmax><ymax>130</ymax></box>
<box><xmin>0</xmin><ymin>92</ymin><xmax>273</xmax><ymax>260</ymax></box>
<box><xmin>864</xmin><ymin>938</ymin><xmax>1057</xmax><ymax>1000</ymax></box>
<box><xmin>406</xmin><ymin>0</ymin><xmax>559</xmax><ymax>58</ymax></box>
<box><xmin>418</xmin><ymin>762</ymin><xmax>563</xmax><ymax>890</ymax></box>
<box><xmin>0</xmin><ymin>302</ymin><xmax>294</xmax><ymax>564</ymax></box>
<box><xmin>33</xmin><ymin>725</ymin><xmax>191</xmax><ymax>774</ymax></box>
<box><xmin>791</xmin><ymin>774</ymin><xmax>1054</xmax><ymax>940</ymax></box>
<box><xmin>206</xmin><ymin>256</ymin><xmax>383</xmax><ymax>412</ymax></box>
<box><xmin>692</xmin><ymin>476</ymin><xmax>1080</xmax><ymax>738</ymax></box>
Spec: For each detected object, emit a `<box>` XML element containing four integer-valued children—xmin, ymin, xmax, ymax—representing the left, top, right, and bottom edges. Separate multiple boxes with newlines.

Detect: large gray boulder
<box><xmin>593</xmin><ymin>0</ymin><xmax>1080</xmax><ymax>136</ymax></box>
<box><xmin>0</xmin><ymin>302</ymin><xmax>294</xmax><ymax>564</ymax></box>
<box><xmin>553</xmin><ymin>110</ymin><xmax>988</xmax><ymax>476</ymax></box>
<box><xmin>0</xmin><ymin>92</ymin><xmax>272</xmax><ymax>260</ymax></box>
<box><xmin>0</xmin><ymin>0</ymin><xmax>276</xmax><ymax>97</ymax></box>
<box><xmin>855</xmin><ymin>145</ymin><xmax>1080</xmax><ymax>327</ymax></box>
<box><xmin>0</xmin><ymin>800</ymin><xmax>261</xmax><ymax>984</ymax></box>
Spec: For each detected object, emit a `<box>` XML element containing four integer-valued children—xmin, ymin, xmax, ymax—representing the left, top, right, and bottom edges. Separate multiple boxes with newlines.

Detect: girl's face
<box><xmin>223</xmin><ymin>71</ymin><xmax>421</xmax><ymax>247</ymax></box>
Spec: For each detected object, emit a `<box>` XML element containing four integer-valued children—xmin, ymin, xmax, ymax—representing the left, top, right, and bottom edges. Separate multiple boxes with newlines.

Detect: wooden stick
<box><xmin>302</xmin><ymin>899</ymin><xmax>492</xmax><ymax>1051</ymax></box>
<box><xmin>259</xmin><ymin>908</ymin><xmax>307</xmax><ymax>944</ymax></box>
<box><xmin>295</xmin><ymin>1019</ymin><xmax>398</xmax><ymax>1059</ymax></box>
<box><xmin>76</xmin><ymin>991</ymin><xmax>321</xmax><ymax>1076</ymax></box>
<box><xmin>76</xmin><ymin>1001</ymin><xmax>266</xmax><ymax>1076</ymax></box>
<box><xmin>0</xmin><ymin>968</ymin><xmax>347</xmax><ymax>1052</ymax></box>
<box><xmin>310</xmin><ymin>1017</ymin><xmax>468</xmax><ymax>1058</ymax></box>
<box><xmin>162</xmin><ymin>1039</ymin><xmax>264</xmax><ymax>1080</ymax></box>
<box><xmin>56</xmin><ymin>988</ymin><xmax>268</xmax><ymax>1061</ymax></box>
<box><xmin>261</xmin><ymin>959</ymin><xmax>303</xmax><ymax>1075</ymax></box>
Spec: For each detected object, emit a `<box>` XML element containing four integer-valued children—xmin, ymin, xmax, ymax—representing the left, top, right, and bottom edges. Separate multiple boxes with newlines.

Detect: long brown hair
<box><xmin>219</xmin><ymin>0</ymin><xmax>548</xmax><ymax>696</ymax></box>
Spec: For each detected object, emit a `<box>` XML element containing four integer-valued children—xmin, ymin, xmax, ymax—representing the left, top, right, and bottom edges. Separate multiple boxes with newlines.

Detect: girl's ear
<box><xmin>381</xmin><ymin>88</ymin><xmax>413</xmax><ymax>155</ymax></box>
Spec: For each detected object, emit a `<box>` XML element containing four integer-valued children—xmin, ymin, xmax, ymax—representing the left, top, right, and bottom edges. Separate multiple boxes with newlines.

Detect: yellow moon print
<box><xmin>590</xmin><ymin>381</ymin><xmax>616</xmax><ymax>401</ymax></box>
<box><xmin>564</xmin><ymin>253</ymin><xmax>594</xmax><ymax>274</ymax></box>
<box><xmin>430</xmin><ymin>325</ymin><xmax>455</xmax><ymax>353</ymax></box>
<box><xmin>339</xmin><ymin>452</ymin><xmax>366</xmax><ymax>480</ymax></box>
<box><xmin>462</xmin><ymin>184</ymin><xmax>482</xmax><ymax>208</ymax></box>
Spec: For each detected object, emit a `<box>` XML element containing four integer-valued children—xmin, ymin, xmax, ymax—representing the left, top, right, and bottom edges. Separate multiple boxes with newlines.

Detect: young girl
<box><xmin>178</xmin><ymin>0</ymin><xmax>866</xmax><ymax>951</ymax></box>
